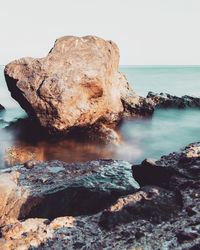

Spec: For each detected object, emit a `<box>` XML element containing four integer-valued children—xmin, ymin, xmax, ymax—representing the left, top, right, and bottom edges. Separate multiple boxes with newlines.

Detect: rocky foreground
<box><xmin>1</xmin><ymin>36</ymin><xmax>200</xmax><ymax>249</ymax></box>
<box><xmin>0</xmin><ymin>142</ymin><xmax>199</xmax><ymax>250</ymax></box>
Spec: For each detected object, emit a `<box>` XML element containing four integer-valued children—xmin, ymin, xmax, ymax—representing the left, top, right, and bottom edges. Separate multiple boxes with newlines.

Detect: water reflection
<box><xmin>0</xmin><ymin>108</ymin><xmax>200</xmax><ymax>168</ymax></box>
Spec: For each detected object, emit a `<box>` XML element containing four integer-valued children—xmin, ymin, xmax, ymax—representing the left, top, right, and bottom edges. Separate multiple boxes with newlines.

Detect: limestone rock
<box><xmin>5</xmin><ymin>36</ymin><xmax>151</xmax><ymax>136</ymax></box>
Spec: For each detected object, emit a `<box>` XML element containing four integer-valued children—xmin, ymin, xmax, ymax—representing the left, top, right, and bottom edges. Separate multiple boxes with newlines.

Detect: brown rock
<box><xmin>0</xmin><ymin>172</ymin><xmax>29</xmax><ymax>226</ymax></box>
<box><xmin>4</xmin><ymin>36</ymin><xmax>151</xmax><ymax>136</ymax></box>
<box><xmin>4</xmin><ymin>145</ymin><xmax>44</xmax><ymax>167</ymax></box>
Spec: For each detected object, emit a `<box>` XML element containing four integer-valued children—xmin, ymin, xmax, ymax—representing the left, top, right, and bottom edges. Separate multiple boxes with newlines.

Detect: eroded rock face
<box><xmin>99</xmin><ymin>186</ymin><xmax>182</xmax><ymax>229</ymax></box>
<box><xmin>0</xmin><ymin>159</ymin><xmax>139</xmax><ymax>225</ymax></box>
<box><xmin>5</xmin><ymin>36</ymin><xmax>151</xmax><ymax>136</ymax></box>
<box><xmin>147</xmin><ymin>92</ymin><xmax>200</xmax><ymax>109</ymax></box>
<box><xmin>132</xmin><ymin>143</ymin><xmax>200</xmax><ymax>187</ymax></box>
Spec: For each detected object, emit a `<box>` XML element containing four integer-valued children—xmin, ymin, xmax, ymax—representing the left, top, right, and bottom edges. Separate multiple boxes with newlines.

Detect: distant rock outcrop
<box><xmin>4</xmin><ymin>36</ymin><xmax>153</xmax><ymax>138</ymax></box>
<box><xmin>147</xmin><ymin>91</ymin><xmax>200</xmax><ymax>109</ymax></box>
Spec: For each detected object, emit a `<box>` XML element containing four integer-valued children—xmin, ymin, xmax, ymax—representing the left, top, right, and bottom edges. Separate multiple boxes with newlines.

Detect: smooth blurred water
<box><xmin>121</xmin><ymin>66</ymin><xmax>200</xmax><ymax>97</ymax></box>
<box><xmin>0</xmin><ymin>65</ymin><xmax>200</xmax><ymax>167</ymax></box>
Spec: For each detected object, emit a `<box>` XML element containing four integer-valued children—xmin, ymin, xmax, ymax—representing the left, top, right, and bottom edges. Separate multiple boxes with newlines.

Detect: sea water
<box><xmin>0</xmin><ymin>65</ymin><xmax>200</xmax><ymax>167</ymax></box>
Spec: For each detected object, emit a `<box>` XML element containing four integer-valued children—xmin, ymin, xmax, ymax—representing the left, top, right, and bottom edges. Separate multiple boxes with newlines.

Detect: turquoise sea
<box><xmin>0</xmin><ymin>65</ymin><xmax>200</xmax><ymax>167</ymax></box>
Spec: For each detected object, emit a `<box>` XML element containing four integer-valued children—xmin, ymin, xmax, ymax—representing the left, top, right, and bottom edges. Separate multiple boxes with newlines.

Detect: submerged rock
<box><xmin>147</xmin><ymin>91</ymin><xmax>200</xmax><ymax>109</ymax></box>
<box><xmin>0</xmin><ymin>159</ymin><xmax>139</xmax><ymax>225</ymax></box>
<box><xmin>4</xmin><ymin>36</ymin><xmax>152</xmax><ymax>139</ymax></box>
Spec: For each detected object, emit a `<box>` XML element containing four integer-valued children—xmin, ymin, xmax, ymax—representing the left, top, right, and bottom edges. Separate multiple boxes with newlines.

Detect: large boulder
<box><xmin>4</xmin><ymin>36</ymin><xmax>152</xmax><ymax>136</ymax></box>
<box><xmin>0</xmin><ymin>159</ymin><xmax>139</xmax><ymax>226</ymax></box>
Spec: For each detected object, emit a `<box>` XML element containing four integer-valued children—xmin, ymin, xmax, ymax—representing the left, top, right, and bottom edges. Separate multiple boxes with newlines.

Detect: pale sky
<box><xmin>0</xmin><ymin>0</ymin><xmax>200</xmax><ymax>65</ymax></box>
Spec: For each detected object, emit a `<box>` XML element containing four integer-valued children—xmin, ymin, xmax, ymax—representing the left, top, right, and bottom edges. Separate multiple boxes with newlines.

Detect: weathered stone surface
<box><xmin>147</xmin><ymin>91</ymin><xmax>200</xmax><ymax>109</ymax></box>
<box><xmin>99</xmin><ymin>186</ymin><xmax>182</xmax><ymax>229</ymax></box>
<box><xmin>0</xmin><ymin>143</ymin><xmax>200</xmax><ymax>250</ymax></box>
<box><xmin>132</xmin><ymin>143</ymin><xmax>200</xmax><ymax>187</ymax></box>
<box><xmin>0</xmin><ymin>159</ymin><xmax>139</xmax><ymax>225</ymax></box>
<box><xmin>5</xmin><ymin>36</ymin><xmax>152</xmax><ymax>137</ymax></box>
<box><xmin>122</xmin><ymin>91</ymin><xmax>154</xmax><ymax>117</ymax></box>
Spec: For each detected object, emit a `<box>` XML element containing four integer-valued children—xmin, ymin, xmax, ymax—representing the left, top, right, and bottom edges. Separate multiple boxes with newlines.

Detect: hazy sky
<box><xmin>0</xmin><ymin>0</ymin><xmax>200</xmax><ymax>65</ymax></box>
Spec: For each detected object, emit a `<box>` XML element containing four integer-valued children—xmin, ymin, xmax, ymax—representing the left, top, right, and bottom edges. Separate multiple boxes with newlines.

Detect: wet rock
<box><xmin>5</xmin><ymin>36</ymin><xmax>152</xmax><ymax>139</ymax></box>
<box><xmin>99</xmin><ymin>186</ymin><xmax>182</xmax><ymax>229</ymax></box>
<box><xmin>0</xmin><ymin>159</ymin><xmax>139</xmax><ymax>225</ymax></box>
<box><xmin>147</xmin><ymin>91</ymin><xmax>200</xmax><ymax>109</ymax></box>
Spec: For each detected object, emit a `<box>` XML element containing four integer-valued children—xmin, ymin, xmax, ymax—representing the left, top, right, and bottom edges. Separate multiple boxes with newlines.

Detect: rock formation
<box><xmin>0</xmin><ymin>159</ymin><xmax>139</xmax><ymax>226</ymax></box>
<box><xmin>0</xmin><ymin>143</ymin><xmax>199</xmax><ymax>249</ymax></box>
<box><xmin>4</xmin><ymin>36</ymin><xmax>153</xmax><ymax>138</ymax></box>
<box><xmin>147</xmin><ymin>91</ymin><xmax>200</xmax><ymax>109</ymax></box>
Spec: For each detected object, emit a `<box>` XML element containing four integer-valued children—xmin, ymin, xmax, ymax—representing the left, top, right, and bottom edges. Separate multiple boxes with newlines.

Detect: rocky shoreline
<box><xmin>0</xmin><ymin>143</ymin><xmax>199</xmax><ymax>249</ymax></box>
<box><xmin>0</xmin><ymin>36</ymin><xmax>200</xmax><ymax>249</ymax></box>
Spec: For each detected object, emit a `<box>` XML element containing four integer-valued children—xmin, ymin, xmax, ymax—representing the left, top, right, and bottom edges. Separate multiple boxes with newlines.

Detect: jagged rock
<box><xmin>0</xmin><ymin>159</ymin><xmax>139</xmax><ymax>225</ymax></box>
<box><xmin>147</xmin><ymin>91</ymin><xmax>200</xmax><ymax>109</ymax></box>
<box><xmin>121</xmin><ymin>91</ymin><xmax>154</xmax><ymax>117</ymax></box>
<box><xmin>99</xmin><ymin>186</ymin><xmax>182</xmax><ymax>229</ymax></box>
<box><xmin>132</xmin><ymin>143</ymin><xmax>200</xmax><ymax>188</ymax></box>
<box><xmin>4</xmin><ymin>36</ymin><xmax>152</xmax><ymax>139</ymax></box>
<box><xmin>1</xmin><ymin>143</ymin><xmax>200</xmax><ymax>250</ymax></box>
